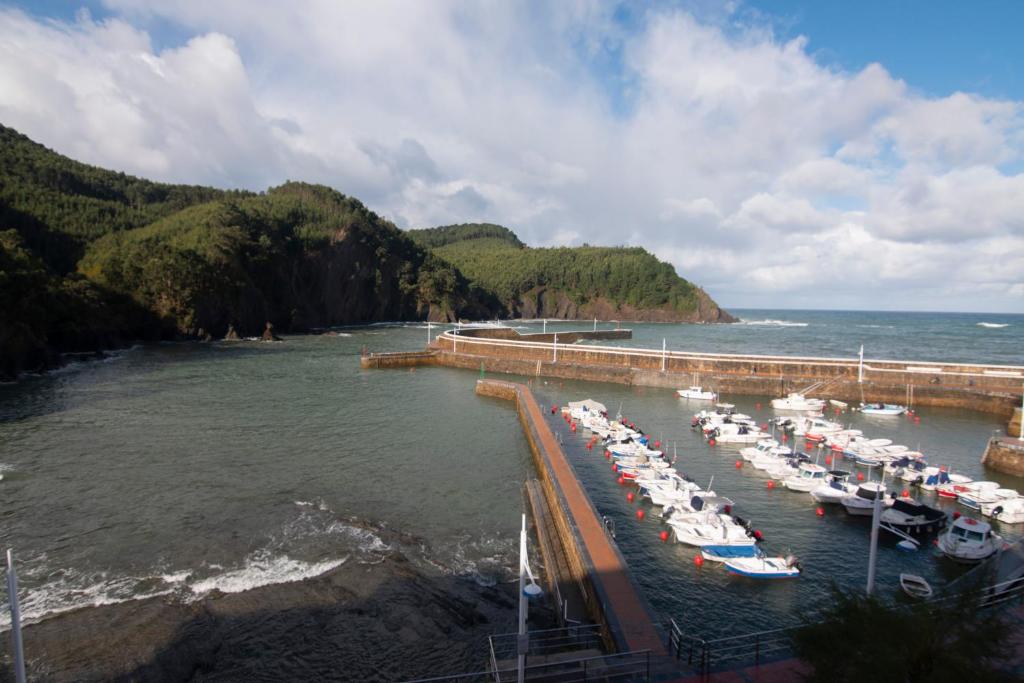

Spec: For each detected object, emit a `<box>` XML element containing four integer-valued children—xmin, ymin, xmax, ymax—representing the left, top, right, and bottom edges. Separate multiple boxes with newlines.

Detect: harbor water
<box><xmin>1</xmin><ymin>310</ymin><xmax>1022</xmax><ymax>659</ymax></box>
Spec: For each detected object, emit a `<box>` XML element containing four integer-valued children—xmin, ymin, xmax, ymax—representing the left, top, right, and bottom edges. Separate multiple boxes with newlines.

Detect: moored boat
<box><xmin>724</xmin><ymin>554</ymin><xmax>801</xmax><ymax>579</ymax></box>
<box><xmin>936</xmin><ymin>516</ymin><xmax>1003</xmax><ymax>563</ymax></box>
<box><xmin>677</xmin><ymin>386</ymin><xmax>717</xmax><ymax>401</ymax></box>
<box><xmin>859</xmin><ymin>402</ymin><xmax>907</xmax><ymax>416</ymax></box>
<box><xmin>899</xmin><ymin>573</ymin><xmax>933</xmax><ymax>599</ymax></box>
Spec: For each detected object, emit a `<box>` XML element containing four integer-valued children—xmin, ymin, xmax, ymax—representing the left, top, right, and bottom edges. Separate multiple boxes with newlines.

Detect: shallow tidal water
<box><xmin>1</xmin><ymin>311</ymin><xmax>1022</xmax><ymax>659</ymax></box>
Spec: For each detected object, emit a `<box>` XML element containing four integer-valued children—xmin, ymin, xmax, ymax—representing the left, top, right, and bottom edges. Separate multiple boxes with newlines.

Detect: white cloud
<box><xmin>0</xmin><ymin>2</ymin><xmax>1021</xmax><ymax>312</ymax></box>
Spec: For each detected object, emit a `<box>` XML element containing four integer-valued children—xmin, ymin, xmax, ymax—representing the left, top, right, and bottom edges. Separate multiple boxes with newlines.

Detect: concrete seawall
<box><xmin>475</xmin><ymin>379</ymin><xmax>666</xmax><ymax>657</ymax></box>
<box><xmin>982</xmin><ymin>437</ymin><xmax>1024</xmax><ymax>477</ymax></box>
<box><xmin>436</xmin><ymin>332</ymin><xmax>1023</xmax><ymax>418</ymax></box>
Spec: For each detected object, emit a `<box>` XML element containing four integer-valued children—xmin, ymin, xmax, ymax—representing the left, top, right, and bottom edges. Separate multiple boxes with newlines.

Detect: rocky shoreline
<box><xmin>0</xmin><ymin>550</ymin><xmax>539</xmax><ymax>683</ymax></box>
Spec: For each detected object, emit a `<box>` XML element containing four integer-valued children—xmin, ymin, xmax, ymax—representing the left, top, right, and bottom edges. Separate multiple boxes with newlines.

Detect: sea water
<box><xmin>0</xmin><ymin>311</ymin><xmax>1021</xmax><ymax>646</ymax></box>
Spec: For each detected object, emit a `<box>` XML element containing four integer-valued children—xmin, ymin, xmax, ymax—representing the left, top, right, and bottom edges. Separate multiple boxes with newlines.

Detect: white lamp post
<box><xmin>518</xmin><ymin>514</ymin><xmax>543</xmax><ymax>683</ymax></box>
<box><xmin>6</xmin><ymin>549</ymin><xmax>27</xmax><ymax>683</ymax></box>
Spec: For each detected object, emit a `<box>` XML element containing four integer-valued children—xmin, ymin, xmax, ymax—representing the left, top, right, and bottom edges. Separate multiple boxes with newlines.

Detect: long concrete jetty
<box><xmin>363</xmin><ymin>327</ymin><xmax>1023</xmax><ymax>417</ymax></box>
<box><xmin>475</xmin><ymin>379</ymin><xmax>666</xmax><ymax>657</ymax></box>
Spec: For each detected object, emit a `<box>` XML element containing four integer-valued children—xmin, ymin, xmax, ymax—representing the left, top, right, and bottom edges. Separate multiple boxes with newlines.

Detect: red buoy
<box><xmin>627</xmin><ymin>492</ymin><xmax>635</xmax><ymax>503</ymax></box>
<box><xmin>654</xmin><ymin>440</ymin><xmax>661</xmax><ymax>448</ymax></box>
<box><xmin>804</xmin><ymin>442</ymin><xmax>812</xmax><ymax>451</ymax></box>
<box><xmin>605</xmin><ymin>451</ymin><xmax>611</xmax><ymax>459</ymax></box>
<box><xmin>708</xmin><ymin>438</ymin><xmax>717</xmax><ymax>447</ymax></box>
<box><xmin>571</xmin><ymin>423</ymin><xmax>576</xmax><ymax>432</ymax></box>
<box><xmin>857</xmin><ymin>472</ymin><xmax>865</xmax><ymax>481</ymax></box>
<box><xmin>766</xmin><ymin>481</ymin><xmax>775</xmax><ymax>489</ymax></box>
<box><xmin>781</xmin><ymin>434</ymin><xmax>788</xmax><ymax>442</ymax></box>
<box><xmin>735</xmin><ymin>460</ymin><xmax>743</xmax><ymax>469</ymax></box>
<box><xmin>694</xmin><ymin>554</ymin><xmax>704</xmax><ymax>567</ymax></box>
<box><xmin>914</xmin><ymin>416</ymin><xmax>921</xmax><ymax>423</ymax></box>
<box><xmin>953</xmin><ymin>511</ymin><xmax>961</xmax><ymax>520</ymax></box>
<box><xmin>760</xmin><ymin>423</ymin><xmax>768</xmax><ymax>431</ymax></box>
<box><xmin>660</xmin><ymin>530</ymin><xmax>670</xmax><ymax>542</ymax></box>
<box><xmin>586</xmin><ymin>442</ymin><xmax>593</xmax><ymax>450</ymax></box>
<box><xmin>551</xmin><ymin>406</ymin><xmax>557</xmax><ymax>414</ymax></box>
<box><xmin>816</xmin><ymin>507</ymin><xmax>825</xmax><ymax>517</ymax></box>
<box><xmin>825</xmin><ymin>456</ymin><xmax>832</xmax><ymax>465</ymax></box>
<box><xmin>755</xmin><ymin>403</ymin><xmax>762</xmax><ymax>410</ymax></box>
<box><xmin>753</xmin><ymin>530</ymin><xmax>763</xmax><ymax>540</ymax></box>
<box><xmin>723</xmin><ymin>505</ymin><xmax>732</xmax><ymax>514</ymax></box>
<box><xmin>612</xmin><ymin>463</ymin><xmax>618</xmax><ymax>472</ymax></box>
<box><xmin>617</xmin><ymin>476</ymin><xmax>626</xmax><ymax>486</ymax></box>
<box><xmin>636</xmin><ymin>509</ymin><xmax>645</xmax><ymax>520</ymax></box>
<box><xmin>901</xmin><ymin>489</ymin><xmax>910</xmax><ymax>498</ymax></box>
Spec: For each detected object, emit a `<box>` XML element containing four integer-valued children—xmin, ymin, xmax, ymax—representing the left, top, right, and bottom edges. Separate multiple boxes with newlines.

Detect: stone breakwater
<box><xmin>362</xmin><ymin>328</ymin><xmax>1023</xmax><ymax>418</ymax></box>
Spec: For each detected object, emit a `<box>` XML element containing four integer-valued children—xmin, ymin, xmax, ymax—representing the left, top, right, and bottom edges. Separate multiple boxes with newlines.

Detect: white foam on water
<box><xmin>738</xmin><ymin>319</ymin><xmax>809</xmax><ymax>327</ymax></box>
<box><xmin>186</xmin><ymin>552</ymin><xmax>347</xmax><ymax>596</ymax></box>
<box><xmin>336</xmin><ymin>332</ymin><xmax>353</xmax><ymax>337</ymax></box>
<box><xmin>977</xmin><ymin>322</ymin><xmax>1009</xmax><ymax>328</ymax></box>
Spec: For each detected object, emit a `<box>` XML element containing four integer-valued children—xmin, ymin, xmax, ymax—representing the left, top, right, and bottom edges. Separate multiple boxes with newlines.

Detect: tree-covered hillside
<box><xmin>0</xmin><ymin>127</ymin><xmax>497</xmax><ymax>378</ymax></box>
<box><xmin>407</xmin><ymin>223</ymin><xmax>733</xmax><ymax>323</ymax></box>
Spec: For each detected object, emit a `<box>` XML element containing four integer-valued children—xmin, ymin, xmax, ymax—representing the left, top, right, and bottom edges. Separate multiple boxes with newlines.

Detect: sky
<box><xmin>1</xmin><ymin>1</ymin><xmax>1022</xmax><ymax>313</ymax></box>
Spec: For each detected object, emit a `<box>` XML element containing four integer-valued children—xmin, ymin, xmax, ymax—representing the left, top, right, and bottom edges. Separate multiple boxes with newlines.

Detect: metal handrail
<box><xmin>439</xmin><ymin>330</ymin><xmax>1024</xmax><ymax>373</ymax></box>
<box><xmin>667</xmin><ymin>573</ymin><xmax>1024</xmax><ymax>675</ymax></box>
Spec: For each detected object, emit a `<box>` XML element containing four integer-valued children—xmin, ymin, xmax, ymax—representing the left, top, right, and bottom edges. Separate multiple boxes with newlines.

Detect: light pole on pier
<box><xmin>553</xmin><ymin>333</ymin><xmax>558</xmax><ymax>363</ymax></box>
<box><xmin>866</xmin><ymin>471</ymin><xmax>884</xmax><ymax>596</ymax></box>
<box><xmin>5</xmin><ymin>549</ymin><xmax>27</xmax><ymax>683</ymax></box>
<box><xmin>858</xmin><ymin>345</ymin><xmax>864</xmax><ymax>384</ymax></box>
<box><xmin>518</xmin><ymin>514</ymin><xmax>543</xmax><ymax>683</ymax></box>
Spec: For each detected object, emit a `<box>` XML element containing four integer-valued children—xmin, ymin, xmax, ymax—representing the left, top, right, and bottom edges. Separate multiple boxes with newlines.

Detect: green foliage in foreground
<box><xmin>429</xmin><ymin>236</ymin><xmax>700</xmax><ymax>312</ymax></box>
<box><xmin>791</xmin><ymin>587</ymin><xmax>1015</xmax><ymax>683</ymax></box>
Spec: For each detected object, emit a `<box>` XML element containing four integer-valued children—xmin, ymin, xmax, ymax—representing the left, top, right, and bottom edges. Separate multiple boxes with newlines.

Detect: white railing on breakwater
<box><xmin>436</xmin><ymin>330</ymin><xmax>1024</xmax><ymax>381</ymax></box>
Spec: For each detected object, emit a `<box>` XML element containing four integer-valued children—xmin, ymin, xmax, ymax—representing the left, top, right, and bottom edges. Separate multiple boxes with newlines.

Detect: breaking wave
<box><xmin>977</xmin><ymin>322</ymin><xmax>1009</xmax><ymax>329</ymax></box>
<box><xmin>737</xmin><ymin>319</ymin><xmax>809</xmax><ymax>327</ymax></box>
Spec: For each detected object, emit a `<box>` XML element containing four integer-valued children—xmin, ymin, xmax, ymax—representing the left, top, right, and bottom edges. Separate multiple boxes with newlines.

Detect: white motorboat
<box><xmin>724</xmin><ymin>554</ymin><xmax>801</xmax><ymax>579</ymax></box>
<box><xmin>645</xmin><ymin>477</ymin><xmax>703</xmax><ymax>507</ymax></box>
<box><xmin>956</xmin><ymin>481</ymin><xmax>1002</xmax><ymax>510</ymax></box>
<box><xmin>783</xmin><ymin>463</ymin><xmax>828</xmax><ymax>492</ymax></box>
<box><xmin>810</xmin><ymin>471</ymin><xmax>858</xmax><ymax>504</ymax></box>
<box><xmin>880</xmin><ymin>498</ymin><xmax>947</xmax><ymax>535</ymax></box>
<box><xmin>567</xmin><ymin>399</ymin><xmax>607</xmax><ymax>421</ymax></box>
<box><xmin>841</xmin><ymin>482</ymin><xmax>892</xmax><ymax>516</ymax></box>
<box><xmin>751</xmin><ymin>450</ymin><xmax>794</xmax><ymax>471</ymax></box>
<box><xmin>937</xmin><ymin>516</ymin><xmax>1003</xmax><ymax>563</ymax></box>
<box><xmin>795</xmin><ymin>417</ymin><xmax>845</xmax><ymax>441</ymax></box>
<box><xmin>860</xmin><ymin>402</ymin><xmax>907</xmax><ymax>416</ymax></box>
<box><xmin>740</xmin><ymin>439</ymin><xmax>786</xmax><ymax>462</ymax></box>
<box><xmin>668</xmin><ymin>510</ymin><xmax>757</xmax><ymax>549</ymax></box>
<box><xmin>989</xmin><ymin>497</ymin><xmax>1024</xmax><ymax>524</ymax></box>
<box><xmin>771</xmin><ymin>393</ymin><xmax>825</xmax><ymax>416</ymax></box>
<box><xmin>677</xmin><ymin>386</ymin><xmax>717</xmax><ymax>401</ymax></box>
<box><xmin>921</xmin><ymin>470</ymin><xmax>971</xmax><ymax>493</ymax></box>
<box><xmin>707</xmin><ymin>423</ymin><xmax>768</xmax><ymax>444</ymax></box>
<box><xmin>662</xmin><ymin>490</ymin><xmax>724</xmax><ymax>518</ymax></box>
<box><xmin>766</xmin><ymin>456</ymin><xmax>806</xmax><ymax>480</ymax></box>
<box><xmin>979</xmin><ymin>490</ymin><xmax>1020</xmax><ymax>517</ymax></box>
<box><xmin>899</xmin><ymin>574</ymin><xmax>933</xmax><ymax>599</ymax></box>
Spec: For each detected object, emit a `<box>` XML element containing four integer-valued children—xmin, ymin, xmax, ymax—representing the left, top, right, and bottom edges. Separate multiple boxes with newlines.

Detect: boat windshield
<box><xmin>951</xmin><ymin>526</ymin><xmax>968</xmax><ymax>539</ymax></box>
<box><xmin>967</xmin><ymin>530</ymin><xmax>986</xmax><ymax>542</ymax></box>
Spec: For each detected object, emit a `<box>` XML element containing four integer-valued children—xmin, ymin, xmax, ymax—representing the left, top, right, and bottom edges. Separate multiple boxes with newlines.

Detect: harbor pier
<box><xmin>363</xmin><ymin>327</ymin><xmax>1023</xmax><ymax>418</ymax></box>
<box><xmin>475</xmin><ymin>378</ymin><xmax>667</xmax><ymax>658</ymax></box>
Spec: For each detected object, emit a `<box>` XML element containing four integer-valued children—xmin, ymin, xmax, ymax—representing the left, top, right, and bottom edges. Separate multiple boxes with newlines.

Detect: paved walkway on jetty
<box><xmin>482</xmin><ymin>379</ymin><xmax>666</xmax><ymax>656</ymax></box>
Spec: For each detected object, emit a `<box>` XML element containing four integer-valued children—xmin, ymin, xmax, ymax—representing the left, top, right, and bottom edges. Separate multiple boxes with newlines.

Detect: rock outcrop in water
<box><xmin>1</xmin><ymin>553</ymin><xmax>532</xmax><ymax>682</ymax></box>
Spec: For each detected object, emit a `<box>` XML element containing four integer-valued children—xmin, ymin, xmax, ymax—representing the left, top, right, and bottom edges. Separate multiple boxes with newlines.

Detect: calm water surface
<box><xmin>1</xmin><ymin>312</ymin><xmax>1022</xmax><ymax>643</ymax></box>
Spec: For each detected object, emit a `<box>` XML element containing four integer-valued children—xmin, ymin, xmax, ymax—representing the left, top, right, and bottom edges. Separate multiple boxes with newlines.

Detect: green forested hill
<box><xmin>407</xmin><ymin>223</ymin><xmax>734</xmax><ymax>322</ymax></box>
<box><xmin>0</xmin><ymin>127</ymin><xmax>496</xmax><ymax>378</ymax></box>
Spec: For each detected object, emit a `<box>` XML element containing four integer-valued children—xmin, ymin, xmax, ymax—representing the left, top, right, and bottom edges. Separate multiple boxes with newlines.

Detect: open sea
<box><xmin>1</xmin><ymin>309</ymin><xmax>1022</xmax><ymax>664</ymax></box>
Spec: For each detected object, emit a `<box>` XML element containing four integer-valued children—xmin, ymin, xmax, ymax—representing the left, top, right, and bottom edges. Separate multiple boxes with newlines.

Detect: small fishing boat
<box><xmin>740</xmin><ymin>439</ymin><xmax>789</xmax><ymax>462</ymax></box>
<box><xmin>701</xmin><ymin>544</ymin><xmax>760</xmax><ymax>562</ymax></box>
<box><xmin>567</xmin><ymin>399</ymin><xmax>607</xmax><ymax>421</ymax></box>
<box><xmin>677</xmin><ymin>386</ymin><xmax>717</xmax><ymax>401</ymax></box>
<box><xmin>829</xmin><ymin>399</ymin><xmax>848</xmax><ymax>409</ymax></box>
<box><xmin>707</xmin><ymin>423</ymin><xmax>768</xmax><ymax>444</ymax></box>
<box><xmin>936</xmin><ymin>516</ymin><xmax>1003</xmax><ymax>563</ymax></box>
<box><xmin>859</xmin><ymin>402</ymin><xmax>907</xmax><ymax>416</ymax></box>
<box><xmin>724</xmin><ymin>554</ymin><xmax>801</xmax><ymax>579</ymax></box>
<box><xmin>899</xmin><ymin>573</ymin><xmax>933</xmax><ymax>599</ymax></box>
